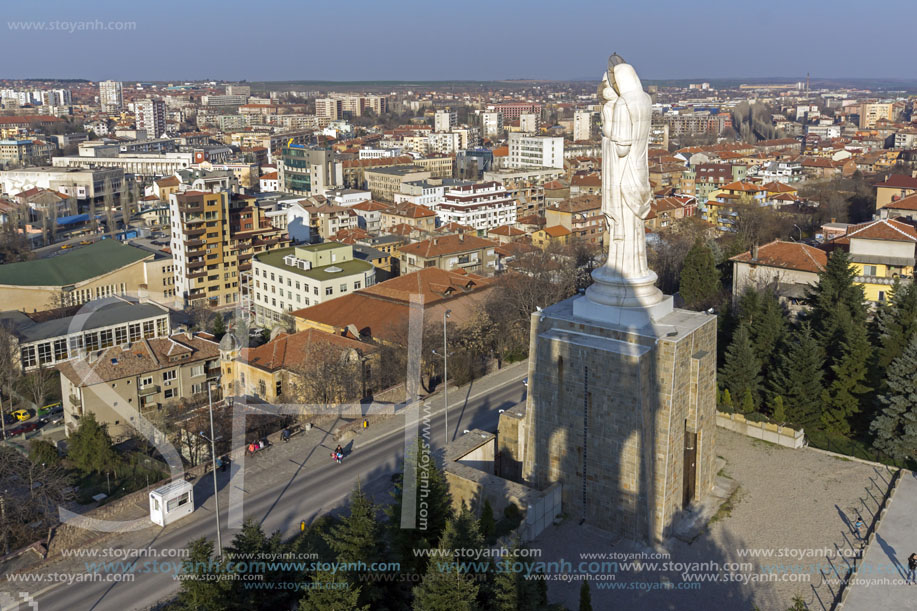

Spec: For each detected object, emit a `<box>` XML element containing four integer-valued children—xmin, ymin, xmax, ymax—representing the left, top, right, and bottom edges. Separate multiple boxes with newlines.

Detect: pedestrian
<box><xmin>907</xmin><ymin>552</ymin><xmax>917</xmax><ymax>585</ymax></box>
<box><xmin>853</xmin><ymin>517</ymin><xmax>865</xmax><ymax>540</ymax></box>
<box><xmin>259</xmin><ymin>439</ymin><xmax>265</xmax><ymax>450</ymax></box>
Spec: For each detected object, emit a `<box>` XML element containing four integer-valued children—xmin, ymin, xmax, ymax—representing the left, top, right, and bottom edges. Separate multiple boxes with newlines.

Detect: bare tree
<box><xmin>22</xmin><ymin>364</ymin><xmax>55</xmax><ymax>409</ymax></box>
<box><xmin>287</xmin><ymin>341</ymin><xmax>363</xmax><ymax>408</ymax></box>
<box><xmin>0</xmin><ymin>325</ymin><xmax>17</xmax><ymax>440</ymax></box>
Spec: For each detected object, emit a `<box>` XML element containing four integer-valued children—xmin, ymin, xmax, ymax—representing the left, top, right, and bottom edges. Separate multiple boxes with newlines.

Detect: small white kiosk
<box><xmin>149</xmin><ymin>479</ymin><xmax>194</xmax><ymax>526</ymax></box>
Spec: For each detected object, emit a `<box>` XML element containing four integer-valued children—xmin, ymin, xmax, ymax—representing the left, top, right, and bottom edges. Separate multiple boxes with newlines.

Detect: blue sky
<box><xmin>1</xmin><ymin>0</ymin><xmax>913</xmax><ymax>81</ymax></box>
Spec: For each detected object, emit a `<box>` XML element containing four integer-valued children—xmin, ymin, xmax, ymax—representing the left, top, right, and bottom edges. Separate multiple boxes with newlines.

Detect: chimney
<box><xmin>751</xmin><ymin>243</ymin><xmax>759</xmax><ymax>260</ymax></box>
<box><xmin>459</xmin><ymin>233</ymin><xmax>464</xmax><ymax>242</ymax></box>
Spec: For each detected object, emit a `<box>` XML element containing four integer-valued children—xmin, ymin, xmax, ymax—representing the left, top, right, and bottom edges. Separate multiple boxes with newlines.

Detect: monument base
<box><xmin>572</xmin><ymin>293</ymin><xmax>673</xmax><ymax>328</ymax></box>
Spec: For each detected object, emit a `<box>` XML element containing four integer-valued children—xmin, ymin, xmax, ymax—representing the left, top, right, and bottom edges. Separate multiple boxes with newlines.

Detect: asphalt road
<box><xmin>30</xmin><ymin>364</ymin><xmax>528</xmax><ymax>611</ymax></box>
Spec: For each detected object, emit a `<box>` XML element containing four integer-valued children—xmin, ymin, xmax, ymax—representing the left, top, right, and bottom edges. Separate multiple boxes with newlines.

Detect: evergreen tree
<box><xmin>870</xmin><ymin>334</ymin><xmax>917</xmax><ymax>465</ymax></box>
<box><xmin>771</xmin><ymin>395</ymin><xmax>786</xmax><ymax>422</ymax></box>
<box><xmin>740</xmin><ymin>388</ymin><xmax>755</xmax><ymax>414</ymax></box>
<box><xmin>579</xmin><ymin>579</ymin><xmax>592</xmax><ymax>611</ymax></box>
<box><xmin>749</xmin><ymin>291</ymin><xmax>787</xmax><ymax>376</ymax></box>
<box><xmin>299</xmin><ymin>571</ymin><xmax>368</xmax><ymax>611</ymax></box>
<box><xmin>223</xmin><ymin>520</ymin><xmax>292</xmax><ymax>608</ymax></box>
<box><xmin>211</xmin><ymin>314</ymin><xmax>226</xmax><ymax>340</ymax></box>
<box><xmin>873</xmin><ymin>281</ymin><xmax>917</xmax><ymax>382</ymax></box>
<box><xmin>769</xmin><ymin>322</ymin><xmax>824</xmax><ymax>429</ymax></box>
<box><xmin>176</xmin><ymin>538</ymin><xmax>229</xmax><ymax>610</ymax></box>
<box><xmin>68</xmin><ymin>412</ymin><xmax>121</xmax><ymax>475</ymax></box>
<box><xmin>679</xmin><ymin>238</ymin><xmax>720</xmax><ymax>310</ymax></box>
<box><xmin>720</xmin><ymin>388</ymin><xmax>733</xmax><ymax>411</ymax></box>
<box><xmin>479</xmin><ymin>499</ymin><xmax>496</xmax><ymax>543</ymax></box>
<box><xmin>719</xmin><ymin>324</ymin><xmax>761</xmax><ymax>411</ymax></box>
<box><xmin>324</xmin><ymin>483</ymin><xmax>384</xmax><ymax>607</ymax></box>
<box><xmin>805</xmin><ymin>249</ymin><xmax>867</xmax><ymax>373</ymax></box>
<box><xmin>385</xmin><ymin>437</ymin><xmax>454</xmax><ymax>576</ymax></box>
<box><xmin>412</xmin><ymin>549</ymin><xmax>480</xmax><ymax>611</ymax></box>
<box><xmin>820</xmin><ymin>313</ymin><xmax>872</xmax><ymax>435</ymax></box>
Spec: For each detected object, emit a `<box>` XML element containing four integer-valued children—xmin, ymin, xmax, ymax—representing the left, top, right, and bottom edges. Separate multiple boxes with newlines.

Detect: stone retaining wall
<box><xmin>715</xmin><ymin>412</ymin><xmax>804</xmax><ymax>449</ymax></box>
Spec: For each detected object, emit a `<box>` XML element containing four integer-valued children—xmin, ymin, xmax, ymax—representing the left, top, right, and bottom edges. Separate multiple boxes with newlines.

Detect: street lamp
<box><xmin>432</xmin><ymin>310</ymin><xmax>452</xmax><ymax>446</ymax></box>
<box><xmin>199</xmin><ymin>382</ymin><xmax>222</xmax><ymax>559</ymax></box>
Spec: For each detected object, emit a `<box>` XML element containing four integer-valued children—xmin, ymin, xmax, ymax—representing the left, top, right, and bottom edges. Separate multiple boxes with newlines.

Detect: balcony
<box><xmin>187</xmin><ymin>269</ymin><xmax>207</xmax><ymax>279</ymax></box>
<box><xmin>185</xmin><ymin>226</ymin><xmax>206</xmax><ymax>236</ymax></box>
<box><xmin>139</xmin><ymin>384</ymin><xmax>160</xmax><ymax>396</ymax></box>
<box><xmin>184</xmin><ymin>238</ymin><xmax>204</xmax><ymax>248</ymax></box>
<box><xmin>855</xmin><ymin>275</ymin><xmax>912</xmax><ymax>286</ymax></box>
<box><xmin>187</xmin><ymin>260</ymin><xmax>206</xmax><ymax>270</ymax></box>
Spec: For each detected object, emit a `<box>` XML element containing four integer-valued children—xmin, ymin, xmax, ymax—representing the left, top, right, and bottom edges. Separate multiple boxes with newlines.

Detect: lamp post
<box><xmin>432</xmin><ymin>310</ymin><xmax>452</xmax><ymax>446</ymax></box>
<box><xmin>199</xmin><ymin>382</ymin><xmax>222</xmax><ymax>559</ymax></box>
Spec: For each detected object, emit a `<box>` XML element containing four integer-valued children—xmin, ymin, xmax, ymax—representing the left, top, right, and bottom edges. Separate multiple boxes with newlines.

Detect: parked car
<box><xmin>6</xmin><ymin>419</ymin><xmax>42</xmax><ymax>438</ymax></box>
<box><xmin>79</xmin><ymin>239</ymin><xmax>93</xmax><ymax>245</ymax></box>
<box><xmin>60</xmin><ymin>244</ymin><xmax>74</xmax><ymax>249</ymax></box>
<box><xmin>12</xmin><ymin>408</ymin><xmax>34</xmax><ymax>421</ymax></box>
<box><xmin>37</xmin><ymin>402</ymin><xmax>62</xmax><ymax>418</ymax></box>
<box><xmin>2</xmin><ymin>412</ymin><xmax>17</xmax><ymax>426</ymax></box>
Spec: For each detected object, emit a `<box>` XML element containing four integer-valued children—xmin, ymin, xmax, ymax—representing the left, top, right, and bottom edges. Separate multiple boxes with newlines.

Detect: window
<box><xmin>100</xmin><ymin>329</ymin><xmax>114</xmax><ymax>348</ymax></box>
<box><xmin>143</xmin><ymin>321</ymin><xmax>155</xmax><ymax>338</ymax></box>
<box><xmin>21</xmin><ymin>346</ymin><xmax>36</xmax><ymax>368</ymax></box>
<box><xmin>864</xmin><ymin>265</ymin><xmax>878</xmax><ymax>277</ymax></box>
<box><xmin>258</xmin><ymin>380</ymin><xmax>266</xmax><ymax>396</ymax></box>
<box><xmin>164</xmin><ymin>389</ymin><xmax>175</xmax><ymax>399</ymax></box>
<box><xmin>163</xmin><ymin>370</ymin><xmax>177</xmax><ymax>382</ymax></box>
<box><xmin>156</xmin><ymin>318</ymin><xmax>168</xmax><ymax>336</ymax></box>
<box><xmin>192</xmin><ymin>383</ymin><xmax>205</xmax><ymax>394</ymax></box>
<box><xmin>129</xmin><ymin>323</ymin><xmax>141</xmax><ymax>342</ymax></box>
<box><xmin>354</xmin><ymin>281</ymin><xmax>361</xmax><ymax>290</ymax></box>
<box><xmin>54</xmin><ymin>339</ymin><xmax>68</xmax><ymax>361</ymax></box>
<box><xmin>878</xmin><ymin>290</ymin><xmax>886</xmax><ymax>302</ymax></box>
<box><xmin>275</xmin><ymin>380</ymin><xmax>282</xmax><ymax>397</ymax></box>
<box><xmin>325</xmin><ymin>287</ymin><xmax>333</xmax><ymax>296</ymax></box>
<box><xmin>115</xmin><ymin>326</ymin><xmax>128</xmax><ymax>345</ymax></box>
<box><xmin>69</xmin><ymin>336</ymin><xmax>83</xmax><ymax>354</ymax></box>
<box><xmin>313</xmin><ymin>286</ymin><xmax>318</xmax><ymax>296</ymax></box>
<box><xmin>191</xmin><ymin>365</ymin><xmax>205</xmax><ymax>377</ymax></box>
<box><xmin>140</xmin><ymin>376</ymin><xmax>153</xmax><ymax>387</ymax></box>
<box><xmin>37</xmin><ymin>343</ymin><xmax>52</xmax><ymax>364</ymax></box>
<box><xmin>84</xmin><ymin>332</ymin><xmax>99</xmax><ymax>351</ymax></box>
<box><xmin>340</xmin><ymin>284</ymin><xmax>347</xmax><ymax>293</ymax></box>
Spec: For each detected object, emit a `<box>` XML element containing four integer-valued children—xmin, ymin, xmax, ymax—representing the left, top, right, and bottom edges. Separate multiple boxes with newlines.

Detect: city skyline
<box><xmin>2</xmin><ymin>0</ymin><xmax>914</xmax><ymax>81</ymax></box>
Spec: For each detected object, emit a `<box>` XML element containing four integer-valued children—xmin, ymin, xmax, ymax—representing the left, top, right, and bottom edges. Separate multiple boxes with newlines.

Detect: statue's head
<box><xmin>612</xmin><ymin>61</ymin><xmax>644</xmax><ymax>95</ymax></box>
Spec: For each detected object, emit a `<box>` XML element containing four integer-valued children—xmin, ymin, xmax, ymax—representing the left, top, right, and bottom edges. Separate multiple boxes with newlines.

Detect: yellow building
<box><xmin>830</xmin><ymin>219</ymin><xmax>917</xmax><ymax>303</ymax></box>
<box><xmin>704</xmin><ymin>181</ymin><xmax>766</xmax><ymax>231</ymax></box>
<box><xmin>874</xmin><ymin>174</ymin><xmax>917</xmax><ymax>210</ymax></box>
<box><xmin>532</xmin><ymin>225</ymin><xmax>571</xmax><ymax>249</ymax></box>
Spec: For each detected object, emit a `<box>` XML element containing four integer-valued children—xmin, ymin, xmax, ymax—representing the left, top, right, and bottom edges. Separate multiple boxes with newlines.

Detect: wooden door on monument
<box><xmin>682</xmin><ymin>429</ymin><xmax>697</xmax><ymax>509</ymax></box>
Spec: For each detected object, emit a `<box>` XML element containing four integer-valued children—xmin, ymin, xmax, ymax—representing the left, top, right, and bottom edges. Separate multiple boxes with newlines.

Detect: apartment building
<box><xmin>436</xmin><ymin>181</ymin><xmax>517</xmax><ymax>231</ymax></box>
<box><xmin>519</xmin><ymin>113</ymin><xmax>540</xmax><ymax>133</ymax></box>
<box><xmin>0</xmin><ymin>166</ymin><xmax>124</xmax><ymax>207</ymax></box>
<box><xmin>315</xmin><ymin>98</ymin><xmax>342</xmax><ymax>120</ymax></box>
<box><xmin>251</xmin><ymin>242</ymin><xmax>375</xmax><ymax>325</ymax></box>
<box><xmin>136</xmin><ymin>98</ymin><xmax>166</xmax><ymax>138</ymax></box>
<box><xmin>351</xmin><ymin>200</ymin><xmax>390</xmax><ymax>232</ymax></box>
<box><xmin>507</xmin><ymin>133</ymin><xmax>564</xmax><ymax>169</ymax></box>
<box><xmin>434</xmin><ymin>110</ymin><xmax>456</xmax><ymax>132</ymax></box>
<box><xmin>489</xmin><ymin>102</ymin><xmax>541</xmax><ymax>122</ymax></box>
<box><xmin>399</xmin><ymin>233</ymin><xmax>498</xmax><ymax>274</ymax></box>
<box><xmin>278</xmin><ymin>145</ymin><xmax>337</xmax><ymax>196</ymax></box>
<box><xmin>481</xmin><ymin>112</ymin><xmax>503</xmax><ymax>138</ymax></box>
<box><xmin>169</xmin><ymin>191</ymin><xmax>289</xmax><ymax>308</ymax></box>
<box><xmin>394</xmin><ymin>178</ymin><xmax>472</xmax><ymax>209</ymax></box>
<box><xmin>364</xmin><ymin>165</ymin><xmax>431</xmax><ymax>201</ymax></box>
<box><xmin>99</xmin><ymin>80</ymin><xmax>123</xmax><ymax>113</ymax></box>
<box><xmin>828</xmin><ymin>219</ymin><xmax>917</xmax><ymax>303</ymax></box>
<box><xmin>380</xmin><ymin>201</ymin><xmax>437</xmax><ymax>233</ymax></box>
<box><xmin>573</xmin><ymin>110</ymin><xmax>594</xmax><ymax>142</ymax></box>
<box><xmin>544</xmin><ymin>195</ymin><xmax>604</xmax><ymax>244</ymax></box>
<box><xmin>859</xmin><ymin>102</ymin><xmax>895</xmax><ymax>129</ymax></box>
<box><xmin>57</xmin><ymin>332</ymin><xmax>221</xmax><ymax>438</ymax></box>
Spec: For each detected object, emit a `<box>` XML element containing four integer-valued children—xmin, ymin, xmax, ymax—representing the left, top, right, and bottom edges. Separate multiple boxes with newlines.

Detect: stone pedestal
<box><xmin>521</xmin><ymin>295</ymin><xmax>717</xmax><ymax>543</ymax></box>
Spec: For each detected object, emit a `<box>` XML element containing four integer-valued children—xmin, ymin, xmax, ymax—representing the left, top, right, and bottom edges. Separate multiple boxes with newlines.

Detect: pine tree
<box><xmin>299</xmin><ymin>570</ymin><xmax>368</xmax><ymax>611</ymax></box>
<box><xmin>873</xmin><ymin>281</ymin><xmax>917</xmax><ymax>381</ymax></box>
<box><xmin>679</xmin><ymin>238</ymin><xmax>720</xmax><ymax>310</ymax></box>
<box><xmin>770</xmin><ymin>322</ymin><xmax>824</xmax><ymax>430</ymax></box>
<box><xmin>720</xmin><ymin>388</ymin><xmax>733</xmax><ymax>411</ymax></box>
<box><xmin>805</xmin><ymin>249</ymin><xmax>867</xmax><ymax>373</ymax></box>
<box><xmin>479</xmin><ymin>499</ymin><xmax>496</xmax><ymax>543</ymax></box>
<box><xmin>211</xmin><ymin>314</ymin><xmax>226</xmax><ymax>340</ymax></box>
<box><xmin>740</xmin><ymin>388</ymin><xmax>755</xmax><ymax>414</ymax></box>
<box><xmin>821</xmin><ymin>313</ymin><xmax>872</xmax><ymax>435</ymax></box>
<box><xmin>749</xmin><ymin>291</ymin><xmax>787</xmax><ymax>376</ymax></box>
<box><xmin>579</xmin><ymin>579</ymin><xmax>592</xmax><ymax>611</ymax></box>
<box><xmin>386</xmin><ymin>437</ymin><xmax>454</xmax><ymax>576</ymax></box>
<box><xmin>719</xmin><ymin>324</ymin><xmax>761</xmax><ymax>411</ymax></box>
<box><xmin>412</xmin><ymin>542</ymin><xmax>479</xmax><ymax>611</ymax></box>
<box><xmin>870</xmin><ymin>334</ymin><xmax>917</xmax><ymax>465</ymax></box>
<box><xmin>176</xmin><ymin>538</ymin><xmax>230</xmax><ymax>610</ymax></box>
<box><xmin>324</xmin><ymin>483</ymin><xmax>384</xmax><ymax>607</ymax></box>
<box><xmin>68</xmin><ymin>412</ymin><xmax>122</xmax><ymax>475</ymax></box>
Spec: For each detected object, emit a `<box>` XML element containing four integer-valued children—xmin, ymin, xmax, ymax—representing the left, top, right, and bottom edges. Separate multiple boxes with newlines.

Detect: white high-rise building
<box><xmin>136</xmin><ymin>98</ymin><xmax>166</xmax><ymax>138</ymax></box>
<box><xmin>507</xmin><ymin>133</ymin><xmax>564</xmax><ymax>169</ymax></box>
<box><xmin>573</xmin><ymin>110</ymin><xmax>593</xmax><ymax>142</ymax></box>
<box><xmin>436</xmin><ymin>181</ymin><xmax>517</xmax><ymax>230</ymax></box>
<box><xmin>99</xmin><ymin>81</ymin><xmax>123</xmax><ymax>113</ymax></box>
<box><xmin>434</xmin><ymin>110</ymin><xmax>456</xmax><ymax>133</ymax></box>
<box><xmin>482</xmin><ymin>112</ymin><xmax>503</xmax><ymax>138</ymax></box>
<box><xmin>519</xmin><ymin>113</ymin><xmax>540</xmax><ymax>133</ymax></box>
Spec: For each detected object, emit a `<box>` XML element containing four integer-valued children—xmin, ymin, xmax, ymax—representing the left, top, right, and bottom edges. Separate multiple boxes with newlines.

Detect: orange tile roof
<box><xmin>488</xmin><ymin>225</ymin><xmax>525</xmax><ymax>236</ymax></box>
<box><xmin>730</xmin><ymin>240</ymin><xmax>828</xmax><ymax>274</ymax></box>
<box><xmin>351</xmin><ymin>199</ymin><xmax>391</xmax><ymax>212</ymax></box>
<box><xmin>400</xmin><ymin>233</ymin><xmax>498</xmax><ymax>258</ymax></box>
<box><xmin>238</xmin><ymin>328</ymin><xmax>373</xmax><ymax>372</ymax></box>
<box><xmin>831</xmin><ymin>219</ymin><xmax>917</xmax><ymax>244</ymax></box>
<box><xmin>885</xmin><ymin>193</ymin><xmax>917</xmax><ymax>211</ymax></box>
<box><xmin>385</xmin><ymin>202</ymin><xmax>436</xmax><ymax>219</ymax></box>
<box><xmin>874</xmin><ymin>174</ymin><xmax>917</xmax><ymax>189</ymax></box>
<box><xmin>761</xmin><ymin>181</ymin><xmax>797</xmax><ymax>193</ymax></box>
<box><xmin>542</xmin><ymin>225</ymin><xmax>571</xmax><ymax>237</ymax></box>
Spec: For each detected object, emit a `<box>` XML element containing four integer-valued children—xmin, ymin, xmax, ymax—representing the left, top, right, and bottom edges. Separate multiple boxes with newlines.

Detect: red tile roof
<box><xmin>730</xmin><ymin>240</ymin><xmax>828</xmax><ymax>274</ymax></box>
<box><xmin>885</xmin><ymin>193</ymin><xmax>917</xmax><ymax>211</ymax></box>
<box><xmin>831</xmin><ymin>219</ymin><xmax>917</xmax><ymax>244</ymax></box>
<box><xmin>238</xmin><ymin>328</ymin><xmax>373</xmax><ymax>372</ymax></box>
<box><xmin>400</xmin><ymin>233</ymin><xmax>497</xmax><ymax>258</ymax></box>
<box><xmin>874</xmin><ymin>174</ymin><xmax>917</xmax><ymax>189</ymax></box>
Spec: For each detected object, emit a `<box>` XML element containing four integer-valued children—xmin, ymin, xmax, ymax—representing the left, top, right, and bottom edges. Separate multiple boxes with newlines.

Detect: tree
<box><xmin>176</xmin><ymin>538</ymin><xmax>229</xmax><ymax>610</ymax></box>
<box><xmin>22</xmin><ymin>365</ymin><xmax>56</xmax><ymax>414</ymax></box>
<box><xmin>820</xmin><ymin>314</ymin><xmax>872</xmax><ymax>435</ymax></box>
<box><xmin>30</xmin><ymin>439</ymin><xmax>61</xmax><ymax>466</ymax></box>
<box><xmin>412</xmin><ymin>546</ymin><xmax>480</xmax><ymax>611</ymax></box>
<box><xmin>324</xmin><ymin>483</ymin><xmax>384</xmax><ymax>607</ymax></box>
<box><xmin>679</xmin><ymin>238</ymin><xmax>720</xmax><ymax>310</ymax></box>
<box><xmin>299</xmin><ymin>570</ymin><xmax>368</xmax><ymax>611</ymax></box>
<box><xmin>579</xmin><ymin>579</ymin><xmax>592</xmax><ymax>611</ymax></box>
<box><xmin>748</xmin><ymin>290</ymin><xmax>787</xmax><ymax>376</ymax></box>
<box><xmin>770</xmin><ymin>322</ymin><xmax>824</xmax><ymax>429</ymax></box>
<box><xmin>479</xmin><ymin>499</ymin><xmax>496</xmax><ymax>543</ymax></box>
<box><xmin>805</xmin><ymin>249</ymin><xmax>867</xmax><ymax>373</ymax></box>
<box><xmin>210</xmin><ymin>313</ymin><xmax>226</xmax><ymax>340</ymax></box>
<box><xmin>719</xmin><ymin>324</ymin><xmax>761</xmax><ymax>411</ymax></box>
<box><xmin>288</xmin><ymin>340</ymin><xmax>363</xmax><ymax>406</ymax></box>
<box><xmin>771</xmin><ymin>395</ymin><xmax>787</xmax><ymax>422</ymax></box>
<box><xmin>67</xmin><ymin>412</ymin><xmax>121</xmax><ymax>475</ymax></box>
<box><xmin>873</xmin><ymin>280</ymin><xmax>917</xmax><ymax>383</ymax></box>
<box><xmin>870</xmin><ymin>334</ymin><xmax>917</xmax><ymax>465</ymax></box>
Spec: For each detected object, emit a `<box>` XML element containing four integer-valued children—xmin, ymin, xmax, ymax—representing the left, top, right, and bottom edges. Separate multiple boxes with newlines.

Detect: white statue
<box><xmin>584</xmin><ymin>54</ymin><xmax>666</xmax><ymax>312</ymax></box>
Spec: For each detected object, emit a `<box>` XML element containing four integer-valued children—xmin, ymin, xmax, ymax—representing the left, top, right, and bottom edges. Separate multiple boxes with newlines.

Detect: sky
<box><xmin>1</xmin><ymin>0</ymin><xmax>914</xmax><ymax>82</ymax></box>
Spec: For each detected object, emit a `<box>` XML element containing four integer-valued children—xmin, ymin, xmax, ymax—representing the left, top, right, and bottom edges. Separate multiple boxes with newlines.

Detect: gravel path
<box><xmin>530</xmin><ymin>428</ymin><xmax>894</xmax><ymax>611</ymax></box>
